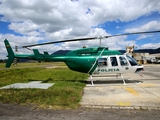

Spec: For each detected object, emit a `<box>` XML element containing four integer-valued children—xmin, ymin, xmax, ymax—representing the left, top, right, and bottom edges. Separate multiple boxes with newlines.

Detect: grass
<box><xmin>0</xmin><ymin>62</ymin><xmax>66</xmax><ymax>69</ymax></box>
<box><xmin>0</xmin><ymin>62</ymin><xmax>88</xmax><ymax>109</ymax></box>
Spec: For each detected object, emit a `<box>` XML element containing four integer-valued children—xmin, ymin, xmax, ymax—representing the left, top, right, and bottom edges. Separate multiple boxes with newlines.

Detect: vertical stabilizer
<box><xmin>33</xmin><ymin>49</ymin><xmax>43</xmax><ymax>60</ymax></box>
<box><xmin>4</xmin><ymin>39</ymin><xmax>15</xmax><ymax>68</ymax></box>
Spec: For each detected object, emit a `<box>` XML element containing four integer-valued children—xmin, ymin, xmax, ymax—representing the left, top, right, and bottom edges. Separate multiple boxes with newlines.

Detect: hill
<box><xmin>51</xmin><ymin>50</ymin><xmax>70</xmax><ymax>55</ymax></box>
<box><xmin>52</xmin><ymin>48</ymin><xmax>160</xmax><ymax>55</ymax></box>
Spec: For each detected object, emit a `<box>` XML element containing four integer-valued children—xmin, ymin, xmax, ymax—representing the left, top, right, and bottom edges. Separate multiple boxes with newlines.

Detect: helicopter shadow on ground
<box><xmin>85</xmin><ymin>79</ymin><xmax>143</xmax><ymax>85</ymax></box>
<box><xmin>27</xmin><ymin>77</ymin><xmax>144</xmax><ymax>85</ymax></box>
<box><xmin>27</xmin><ymin>78</ymin><xmax>87</xmax><ymax>84</ymax></box>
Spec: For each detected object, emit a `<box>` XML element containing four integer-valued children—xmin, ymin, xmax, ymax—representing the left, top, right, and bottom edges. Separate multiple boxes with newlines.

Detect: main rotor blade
<box><xmin>22</xmin><ymin>30</ymin><xmax>160</xmax><ymax>48</ymax></box>
<box><xmin>104</xmin><ymin>30</ymin><xmax>160</xmax><ymax>38</ymax></box>
<box><xmin>22</xmin><ymin>37</ymin><xmax>96</xmax><ymax>48</ymax></box>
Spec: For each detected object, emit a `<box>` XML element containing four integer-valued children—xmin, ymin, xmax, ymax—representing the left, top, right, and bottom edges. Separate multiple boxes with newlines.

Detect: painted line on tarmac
<box><xmin>125</xmin><ymin>87</ymin><xmax>139</xmax><ymax>96</ymax></box>
<box><xmin>116</xmin><ymin>102</ymin><xmax>131</xmax><ymax>106</ymax></box>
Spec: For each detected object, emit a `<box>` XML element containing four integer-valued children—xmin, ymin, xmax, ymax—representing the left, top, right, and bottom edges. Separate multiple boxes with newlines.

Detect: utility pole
<box><xmin>14</xmin><ymin>45</ymin><xmax>18</xmax><ymax>66</ymax></box>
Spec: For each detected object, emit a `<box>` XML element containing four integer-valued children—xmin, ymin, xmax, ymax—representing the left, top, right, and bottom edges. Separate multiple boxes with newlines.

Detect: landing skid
<box><xmin>89</xmin><ymin>73</ymin><xmax>141</xmax><ymax>86</ymax></box>
<box><xmin>116</xmin><ymin>73</ymin><xmax>126</xmax><ymax>85</ymax></box>
<box><xmin>90</xmin><ymin>75</ymin><xmax>94</xmax><ymax>86</ymax></box>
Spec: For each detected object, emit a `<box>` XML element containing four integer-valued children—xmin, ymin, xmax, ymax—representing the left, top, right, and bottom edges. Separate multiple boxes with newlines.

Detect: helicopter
<box><xmin>4</xmin><ymin>30</ymin><xmax>160</xmax><ymax>85</ymax></box>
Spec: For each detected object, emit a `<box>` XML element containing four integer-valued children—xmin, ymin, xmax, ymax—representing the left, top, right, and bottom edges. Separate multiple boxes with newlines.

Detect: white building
<box><xmin>126</xmin><ymin>46</ymin><xmax>160</xmax><ymax>64</ymax></box>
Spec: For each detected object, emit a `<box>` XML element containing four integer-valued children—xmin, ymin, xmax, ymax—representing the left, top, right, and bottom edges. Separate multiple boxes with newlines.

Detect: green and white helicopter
<box><xmin>4</xmin><ymin>30</ymin><xmax>160</xmax><ymax>85</ymax></box>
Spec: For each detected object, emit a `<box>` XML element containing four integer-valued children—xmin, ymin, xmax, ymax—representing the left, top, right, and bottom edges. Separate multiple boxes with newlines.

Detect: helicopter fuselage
<box><xmin>63</xmin><ymin>54</ymin><xmax>143</xmax><ymax>75</ymax></box>
<box><xmin>4</xmin><ymin>39</ymin><xmax>143</xmax><ymax>76</ymax></box>
<box><xmin>47</xmin><ymin>47</ymin><xmax>143</xmax><ymax>75</ymax></box>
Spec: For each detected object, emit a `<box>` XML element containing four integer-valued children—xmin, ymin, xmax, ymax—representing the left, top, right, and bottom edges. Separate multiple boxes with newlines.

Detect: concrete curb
<box><xmin>81</xmin><ymin>105</ymin><xmax>160</xmax><ymax>110</ymax></box>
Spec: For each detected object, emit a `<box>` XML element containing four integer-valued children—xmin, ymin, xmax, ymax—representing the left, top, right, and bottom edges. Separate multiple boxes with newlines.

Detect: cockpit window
<box><xmin>126</xmin><ymin>55</ymin><xmax>138</xmax><ymax>66</ymax></box>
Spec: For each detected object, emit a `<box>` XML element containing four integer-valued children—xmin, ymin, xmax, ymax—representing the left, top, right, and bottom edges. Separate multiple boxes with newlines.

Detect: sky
<box><xmin>0</xmin><ymin>0</ymin><xmax>160</xmax><ymax>59</ymax></box>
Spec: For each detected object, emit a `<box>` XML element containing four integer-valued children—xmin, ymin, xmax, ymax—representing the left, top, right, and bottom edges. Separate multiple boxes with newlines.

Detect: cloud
<box><xmin>140</xmin><ymin>43</ymin><xmax>160</xmax><ymax>49</ymax></box>
<box><xmin>124</xmin><ymin>20</ymin><xmax>160</xmax><ymax>47</ymax></box>
<box><xmin>136</xmin><ymin>35</ymin><xmax>147</xmax><ymax>40</ymax></box>
<box><xmin>125</xmin><ymin>20</ymin><xmax>160</xmax><ymax>32</ymax></box>
<box><xmin>116</xmin><ymin>26</ymin><xmax>120</xmax><ymax>29</ymax></box>
<box><xmin>1</xmin><ymin>0</ymin><xmax>160</xmax><ymax>37</ymax></box>
<box><xmin>0</xmin><ymin>33</ymin><xmax>44</xmax><ymax>59</ymax></box>
<box><xmin>8</xmin><ymin>21</ymin><xmax>40</xmax><ymax>36</ymax></box>
<box><xmin>0</xmin><ymin>0</ymin><xmax>160</xmax><ymax>59</ymax></box>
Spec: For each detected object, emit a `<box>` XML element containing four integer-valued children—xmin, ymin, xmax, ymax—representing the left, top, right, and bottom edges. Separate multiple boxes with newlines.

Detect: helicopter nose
<box><xmin>135</xmin><ymin>65</ymin><xmax>144</xmax><ymax>73</ymax></box>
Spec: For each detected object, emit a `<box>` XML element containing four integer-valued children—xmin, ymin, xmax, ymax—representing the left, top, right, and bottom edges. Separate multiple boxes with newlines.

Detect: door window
<box><xmin>110</xmin><ymin>57</ymin><xmax>118</xmax><ymax>66</ymax></box>
<box><xmin>98</xmin><ymin>58</ymin><xmax>107</xmax><ymax>66</ymax></box>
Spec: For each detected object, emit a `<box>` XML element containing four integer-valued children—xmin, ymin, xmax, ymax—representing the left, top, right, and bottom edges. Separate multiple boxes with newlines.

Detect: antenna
<box><xmin>99</xmin><ymin>36</ymin><xmax>104</xmax><ymax>47</ymax></box>
<box><xmin>99</xmin><ymin>38</ymin><xmax>101</xmax><ymax>46</ymax></box>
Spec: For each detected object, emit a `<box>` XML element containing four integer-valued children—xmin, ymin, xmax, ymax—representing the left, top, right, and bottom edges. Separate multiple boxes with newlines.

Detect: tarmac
<box><xmin>80</xmin><ymin>64</ymin><xmax>160</xmax><ymax>110</ymax></box>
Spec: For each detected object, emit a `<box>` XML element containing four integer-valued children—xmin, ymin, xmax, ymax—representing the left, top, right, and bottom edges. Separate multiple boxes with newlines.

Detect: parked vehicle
<box><xmin>156</xmin><ymin>60</ymin><xmax>160</xmax><ymax>64</ymax></box>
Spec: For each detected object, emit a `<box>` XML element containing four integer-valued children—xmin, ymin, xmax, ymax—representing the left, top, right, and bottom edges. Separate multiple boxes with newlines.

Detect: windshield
<box><xmin>126</xmin><ymin>55</ymin><xmax>138</xmax><ymax>66</ymax></box>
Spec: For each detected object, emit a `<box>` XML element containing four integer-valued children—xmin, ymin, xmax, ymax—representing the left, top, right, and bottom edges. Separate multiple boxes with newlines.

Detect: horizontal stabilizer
<box><xmin>44</xmin><ymin>51</ymin><xmax>49</xmax><ymax>55</ymax></box>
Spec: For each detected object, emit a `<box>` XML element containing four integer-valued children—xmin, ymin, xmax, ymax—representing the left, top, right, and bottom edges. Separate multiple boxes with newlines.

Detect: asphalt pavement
<box><xmin>80</xmin><ymin>64</ymin><xmax>160</xmax><ymax>110</ymax></box>
<box><xmin>1</xmin><ymin>64</ymin><xmax>160</xmax><ymax>119</ymax></box>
